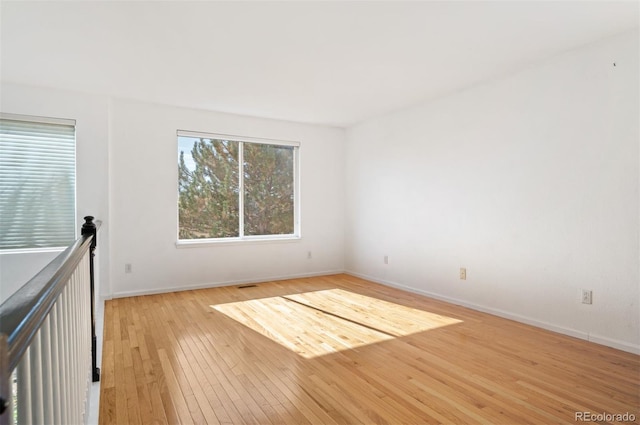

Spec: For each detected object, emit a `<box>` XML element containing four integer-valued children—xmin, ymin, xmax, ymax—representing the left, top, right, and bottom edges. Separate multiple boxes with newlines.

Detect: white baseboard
<box><xmin>107</xmin><ymin>268</ymin><xmax>639</xmax><ymax>355</ymax></box>
<box><xmin>345</xmin><ymin>271</ymin><xmax>640</xmax><ymax>355</ymax></box>
<box><xmin>110</xmin><ymin>269</ymin><xmax>344</xmax><ymax>299</ymax></box>
<box><xmin>588</xmin><ymin>334</ymin><xmax>640</xmax><ymax>355</ymax></box>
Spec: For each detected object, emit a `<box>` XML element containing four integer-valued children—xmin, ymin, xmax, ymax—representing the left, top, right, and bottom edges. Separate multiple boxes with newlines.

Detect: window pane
<box><xmin>243</xmin><ymin>143</ymin><xmax>294</xmax><ymax>236</ymax></box>
<box><xmin>178</xmin><ymin>137</ymin><xmax>239</xmax><ymax>239</ymax></box>
<box><xmin>0</xmin><ymin>117</ymin><xmax>76</xmax><ymax>250</ymax></box>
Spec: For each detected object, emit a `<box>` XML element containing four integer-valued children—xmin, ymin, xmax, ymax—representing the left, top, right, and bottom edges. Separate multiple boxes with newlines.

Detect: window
<box><xmin>0</xmin><ymin>113</ymin><xmax>76</xmax><ymax>250</ymax></box>
<box><xmin>177</xmin><ymin>130</ymin><xmax>299</xmax><ymax>242</ymax></box>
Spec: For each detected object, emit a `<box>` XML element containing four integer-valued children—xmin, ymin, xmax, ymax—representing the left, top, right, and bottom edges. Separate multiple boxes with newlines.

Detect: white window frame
<box><xmin>176</xmin><ymin>130</ymin><xmax>301</xmax><ymax>247</ymax></box>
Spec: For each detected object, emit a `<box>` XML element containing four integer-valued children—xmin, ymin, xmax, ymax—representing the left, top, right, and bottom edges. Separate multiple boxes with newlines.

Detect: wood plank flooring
<box><xmin>99</xmin><ymin>274</ymin><xmax>640</xmax><ymax>424</ymax></box>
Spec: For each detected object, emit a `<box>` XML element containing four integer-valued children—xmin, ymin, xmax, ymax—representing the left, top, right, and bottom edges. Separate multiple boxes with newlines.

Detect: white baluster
<box><xmin>40</xmin><ymin>316</ymin><xmax>54</xmax><ymax>424</ymax></box>
<box><xmin>50</xmin><ymin>304</ymin><xmax>62</xmax><ymax>425</ymax></box>
<box><xmin>59</xmin><ymin>290</ymin><xmax>70</xmax><ymax>425</ymax></box>
<box><xmin>16</xmin><ymin>348</ymin><xmax>31</xmax><ymax>425</ymax></box>
<box><xmin>62</xmin><ymin>287</ymin><xmax>74</xmax><ymax>424</ymax></box>
<box><xmin>29</xmin><ymin>331</ymin><xmax>43</xmax><ymax>424</ymax></box>
<box><xmin>68</xmin><ymin>278</ymin><xmax>79</xmax><ymax>425</ymax></box>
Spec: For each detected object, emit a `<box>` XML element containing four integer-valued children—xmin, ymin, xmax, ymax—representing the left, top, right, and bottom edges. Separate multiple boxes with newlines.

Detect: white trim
<box><xmin>177</xmin><ymin>129</ymin><xmax>300</xmax><ymax>147</ymax></box>
<box><xmin>109</xmin><ymin>266</ymin><xmax>640</xmax><ymax>355</ymax></box>
<box><xmin>176</xmin><ymin>235</ymin><xmax>301</xmax><ymax>248</ymax></box>
<box><xmin>0</xmin><ymin>112</ymin><xmax>76</xmax><ymax>127</ymax></box>
<box><xmin>588</xmin><ymin>334</ymin><xmax>640</xmax><ymax>355</ymax></box>
<box><xmin>294</xmin><ymin>145</ymin><xmax>301</xmax><ymax>238</ymax></box>
<box><xmin>177</xmin><ymin>131</ymin><xmax>300</xmax><ymax>244</ymax></box>
<box><xmin>238</xmin><ymin>140</ymin><xmax>245</xmax><ymax>238</ymax></box>
<box><xmin>73</xmin><ymin>122</ymin><xmax>78</xmax><ymax>240</ymax></box>
<box><xmin>345</xmin><ymin>270</ymin><xmax>640</xmax><ymax>355</ymax></box>
<box><xmin>110</xmin><ymin>270</ymin><xmax>343</xmax><ymax>298</ymax></box>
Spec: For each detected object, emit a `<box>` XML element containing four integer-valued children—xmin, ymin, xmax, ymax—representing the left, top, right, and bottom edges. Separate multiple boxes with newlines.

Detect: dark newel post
<box><xmin>82</xmin><ymin>216</ymin><xmax>101</xmax><ymax>382</ymax></box>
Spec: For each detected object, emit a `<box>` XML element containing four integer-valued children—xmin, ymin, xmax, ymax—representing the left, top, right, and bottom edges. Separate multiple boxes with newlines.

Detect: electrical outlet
<box><xmin>125</xmin><ymin>263</ymin><xmax>132</xmax><ymax>274</ymax></box>
<box><xmin>581</xmin><ymin>289</ymin><xmax>592</xmax><ymax>305</ymax></box>
<box><xmin>307</xmin><ymin>251</ymin><xmax>312</xmax><ymax>259</ymax></box>
<box><xmin>384</xmin><ymin>255</ymin><xmax>389</xmax><ymax>265</ymax></box>
<box><xmin>460</xmin><ymin>268</ymin><xmax>466</xmax><ymax>280</ymax></box>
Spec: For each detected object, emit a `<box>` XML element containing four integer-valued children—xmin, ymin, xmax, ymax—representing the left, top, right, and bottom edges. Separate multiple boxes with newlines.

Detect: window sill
<box><xmin>175</xmin><ymin>236</ymin><xmax>301</xmax><ymax>248</ymax></box>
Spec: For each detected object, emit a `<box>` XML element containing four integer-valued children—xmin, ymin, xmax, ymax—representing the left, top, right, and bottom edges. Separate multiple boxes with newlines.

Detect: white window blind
<box><xmin>0</xmin><ymin>114</ymin><xmax>76</xmax><ymax>250</ymax></box>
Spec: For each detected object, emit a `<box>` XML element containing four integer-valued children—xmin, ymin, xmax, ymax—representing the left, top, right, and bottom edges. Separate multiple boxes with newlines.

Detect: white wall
<box><xmin>345</xmin><ymin>31</ymin><xmax>640</xmax><ymax>353</ymax></box>
<box><xmin>109</xmin><ymin>98</ymin><xmax>345</xmax><ymax>297</ymax></box>
<box><xmin>0</xmin><ymin>86</ymin><xmax>345</xmax><ymax>300</ymax></box>
<box><xmin>0</xmin><ymin>250</ymin><xmax>60</xmax><ymax>303</ymax></box>
<box><xmin>0</xmin><ymin>83</ymin><xmax>110</xmax><ymax>301</ymax></box>
<box><xmin>2</xmin><ymin>32</ymin><xmax>636</xmax><ymax>355</ymax></box>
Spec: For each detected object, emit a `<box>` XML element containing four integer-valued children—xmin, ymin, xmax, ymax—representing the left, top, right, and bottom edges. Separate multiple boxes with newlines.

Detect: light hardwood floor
<box><xmin>99</xmin><ymin>274</ymin><xmax>639</xmax><ymax>424</ymax></box>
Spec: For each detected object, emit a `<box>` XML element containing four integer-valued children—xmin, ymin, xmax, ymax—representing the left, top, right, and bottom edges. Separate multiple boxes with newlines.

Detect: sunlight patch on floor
<box><xmin>211</xmin><ymin>288</ymin><xmax>462</xmax><ymax>358</ymax></box>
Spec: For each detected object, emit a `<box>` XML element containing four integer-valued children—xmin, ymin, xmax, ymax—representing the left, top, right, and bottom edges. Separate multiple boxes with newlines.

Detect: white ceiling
<box><xmin>1</xmin><ymin>1</ymin><xmax>638</xmax><ymax>127</ymax></box>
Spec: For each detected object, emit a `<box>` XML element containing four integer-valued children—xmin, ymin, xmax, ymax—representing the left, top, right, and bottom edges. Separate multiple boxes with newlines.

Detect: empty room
<box><xmin>0</xmin><ymin>1</ymin><xmax>638</xmax><ymax>424</ymax></box>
